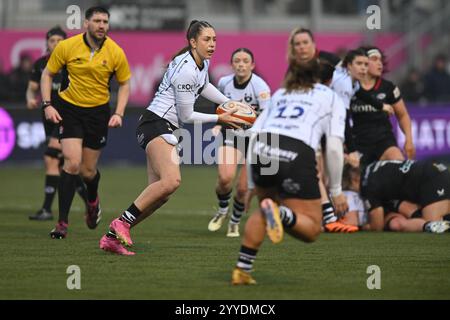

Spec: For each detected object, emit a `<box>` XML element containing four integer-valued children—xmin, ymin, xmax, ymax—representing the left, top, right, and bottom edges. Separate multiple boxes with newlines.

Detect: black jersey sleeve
<box><xmin>29</xmin><ymin>60</ymin><xmax>42</xmax><ymax>83</ymax></box>
<box><xmin>344</xmin><ymin>109</ymin><xmax>356</xmax><ymax>152</ymax></box>
<box><xmin>384</xmin><ymin>80</ymin><xmax>402</xmax><ymax>104</ymax></box>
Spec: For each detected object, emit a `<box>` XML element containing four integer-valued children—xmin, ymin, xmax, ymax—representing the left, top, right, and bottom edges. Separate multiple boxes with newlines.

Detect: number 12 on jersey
<box><xmin>275</xmin><ymin>105</ymin><xmax>304</xmax><ymax>119</ymax></box>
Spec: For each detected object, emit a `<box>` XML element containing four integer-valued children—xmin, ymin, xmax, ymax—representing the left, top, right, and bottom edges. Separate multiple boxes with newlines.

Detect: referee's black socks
<box><xmin>58</xmin><ymin>170</ymin><xmax>78</xmax><ymax>223</ymax></box>
<box><xmin>74</xmin><ymin>175</ymin><xmax>88</xmax><ymax>203</ymax></box>
<box><xmin>84</xmin><ymin>170</ymin><xmax>100</xmax><ymax>203</ymax></box>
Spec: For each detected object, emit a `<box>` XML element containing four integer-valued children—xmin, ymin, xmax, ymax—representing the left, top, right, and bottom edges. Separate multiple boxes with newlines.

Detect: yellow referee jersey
<box><xmin>47</xmin><ymin>33</ymin><xmax>131</xmax><ymax>107</ymax></box>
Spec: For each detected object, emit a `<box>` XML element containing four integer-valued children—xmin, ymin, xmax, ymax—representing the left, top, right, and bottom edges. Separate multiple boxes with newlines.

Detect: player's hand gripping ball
<box><xmin>216</xmin><ymin>100</ymin><xmax>257</xmax><ymax>128</ymax></box>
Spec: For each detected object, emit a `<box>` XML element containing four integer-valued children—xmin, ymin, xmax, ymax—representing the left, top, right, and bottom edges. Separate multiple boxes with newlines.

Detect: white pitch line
<box><xmin>0</xmin><ymin>203</ymin><xmax>213</xmax><ymax>216</ymax></box>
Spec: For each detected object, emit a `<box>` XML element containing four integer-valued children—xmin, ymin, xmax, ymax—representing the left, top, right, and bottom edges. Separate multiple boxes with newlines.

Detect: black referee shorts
<box><xmin>56</xmin><ymin>96</ymin><xmax>110</xmax><ymax>150</ymax></box>
<box><xmin>42</xmin><ymin>110</ymin><xmax>59</xmax><ymax>140</ymax></box>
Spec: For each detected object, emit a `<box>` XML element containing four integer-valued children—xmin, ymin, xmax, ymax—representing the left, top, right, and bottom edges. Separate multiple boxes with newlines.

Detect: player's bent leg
<box><xmin>422</xmin><ymin>200</ymin><xmax>450</xmax><ymax>221</ymax></box>
<box><xmin>386</xmin><ymin>213</ymin><xmax>425</xmax><ymax>232</ymax></box>
<box><xmin>232</xmin><ymin>210</ymin><xmax>266</xmax><ymax>285</ymax></box>
<box><xmin>211</xmin><ymin>146</ymin><xmax>240</xmax><ymax>232</ymax></box>
<box><xmin>81</xmin><ymin>147</ymin><xmax>103</xmax><ymax>229</ymax></box>
<box><xmin>50</xmin><ymin>138</ymin><xmax>82</xmax><ymax>239</ymax></box>
<box><xmin>227</xmin><ymin>164</ymin><xmax>248</xmax><ymax>237</ymax></box>
<box><xmin>231</xmin><ymin>187</ymin><xmax>276</xmax><ymax>285</ymax></box>
<box><xmin>30</xmin><ymin>141</ymin><xmax>61</xmax><ymax>221</ymax></box>
<box><xmin>280</xmin><ymin>198</ymin><xmax>322</xmax><ymax>243</ymax></box>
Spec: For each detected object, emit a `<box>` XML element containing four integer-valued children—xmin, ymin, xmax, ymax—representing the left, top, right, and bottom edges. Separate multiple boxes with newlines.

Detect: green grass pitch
<box><xmin>0</xmin><ymin>166</ymin><xmax>449</xmax><ymax>299</ymax></box>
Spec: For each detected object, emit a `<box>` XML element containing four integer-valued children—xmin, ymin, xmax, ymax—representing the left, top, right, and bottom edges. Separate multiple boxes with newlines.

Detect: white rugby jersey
<box><xmin>343</xmin><ymin>190</ymin><xmax>368</xmax><ymax>226</ymax></box>
<box><xmin>147</xmin><ymin>51</ymin><xmax>215</xmax><ymax>128</ymax></box>
<box><xmin>254</xmin><ymin>83</ymin><xmax>346</xmax><ymax>151</ymax></box>
<box><xmin>217</xmin><ymin>73</ymin><xmax>271</xmax><ymax>113</ymax></box>
<box><xmin>330</xmin><ymin>65</ymin><xmax>360</xmax><ymax>109</ymax></box>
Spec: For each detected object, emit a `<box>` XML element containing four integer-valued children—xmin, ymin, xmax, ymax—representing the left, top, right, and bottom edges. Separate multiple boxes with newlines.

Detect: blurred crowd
<box><xmin>1</xmin><ymin>51</ymin><xmax>450</xmax><ymax>105</ymax></box>
<box><xmin>399</xmin><ymin>54</ymin><xmax>450</xmax><ymax>104</ymax></box>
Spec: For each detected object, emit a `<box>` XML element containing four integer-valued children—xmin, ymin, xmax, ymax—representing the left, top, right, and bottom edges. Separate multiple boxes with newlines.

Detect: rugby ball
<box><xmin>216</xmin><ymin>100</ymin><xmax>257</xmax><ymax>127</ymax></box>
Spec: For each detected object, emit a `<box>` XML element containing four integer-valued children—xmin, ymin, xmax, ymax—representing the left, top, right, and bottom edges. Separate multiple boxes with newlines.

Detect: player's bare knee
<box><xmin>218</xmin><ymin>174</ymin><xmax>234</xmax><ymax>190</ymax></box>
<box><xmin>80</xmin><ymin>166</ymin><xmax>97</xmax><ymax>180</ymax></box>
<box><xmin>388</xmin><ymin>218</ymin><xmax>403</xmax><ymax>232</ymax></box>
<box><xmin>63</xmin><ymin>161</ymin><xmax>81</xmax><ymax>175</ymax></box>
<box><xmin>161</xmin><ymin>177</ymin><xmax>181</xmax><ymax>196</ymax></box>
<box><xmin>306</xmin><ymin>225</ymin><xmax>322</xmax><ymax>242</ymax></box>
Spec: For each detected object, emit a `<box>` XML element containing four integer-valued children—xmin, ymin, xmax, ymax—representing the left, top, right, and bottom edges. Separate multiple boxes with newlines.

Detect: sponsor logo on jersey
<box><xmin>376</xmin><ymin>93</ymin><xmax>386</xmax><ymax>100</ymax></box>
<box><xmin>259</xmin><ymin>91</ymin><xmax>270</xmax><ymax>100</ymax></box>
<box><xmin>282</xmin><ymin>178</ymin><xmax>301</xmax><ymax>193</ymax></box>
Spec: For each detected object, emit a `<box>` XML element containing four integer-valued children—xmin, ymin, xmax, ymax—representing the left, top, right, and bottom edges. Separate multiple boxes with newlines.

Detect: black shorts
<box><xmin>357</xmin><ymin>134</ymin><xmax>398</xmax><ymax>167</ymax></box>
<box><xmin>57</xmin><ymin>96</ymin><xmax>110</xmax><ymax>150</ymax></box>
<box><xmin>219</xmin><ymin>126</ymin><xmax>250</xmax><ymax>156</ymax></box>
<box><xmin>250</xmin><ymin>133</ymin><xmax>320</xmax><ymax>200</ymax></box>
<box><xmin>136</xmin><ymin>110</ymin><xmax>178</xmax><ymax>150</ymax></box>
<box><xmin>42</xmin><ymin>112</ymin><xmax>59</xmax><ymax>140</ymax></box>
<box><xmin>418</xmin><ymin>163</ymin><xmax>450</xmax><ymax>207</ymax></box>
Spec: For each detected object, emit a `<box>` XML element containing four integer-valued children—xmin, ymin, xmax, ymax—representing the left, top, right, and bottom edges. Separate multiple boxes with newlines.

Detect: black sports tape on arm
<box><xmin>344</xmin><ymin>110</ymin><xmax>356</xmax><ymax>153</ymax></box>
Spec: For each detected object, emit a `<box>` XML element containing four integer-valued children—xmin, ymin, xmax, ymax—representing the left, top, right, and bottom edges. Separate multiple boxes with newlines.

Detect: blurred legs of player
<box><xmin>208</xmin><ymin>145</ymin><xmax>247</xmax><ymax>237</ymax></box>
<box><xmin>30</xmin><ymin>136</ymin><xmax>88</xmax><ymax>221</ymax></box>
<box><xmin>316</xmin><ymin>153</ymin><xmax>358</xmax><ymax>233</ymax></box>
<box><xmin>385</xmin><ymin>212</ymin><xmax>450</xmax><ymax>233</ymax></box>
<box><xmin>232</xmin><ymin>190</ymin><xmax>322</xmax><ymax>285</ymax></box>
<box><xmin>50</xmin><ymin>139</ymin><xmax>102</xmax><ymax>239</ymax></box>
<box><xmin>101</xmin><ymin>137</ymin><xmax>180</xmax><ymax>255</ymax></box>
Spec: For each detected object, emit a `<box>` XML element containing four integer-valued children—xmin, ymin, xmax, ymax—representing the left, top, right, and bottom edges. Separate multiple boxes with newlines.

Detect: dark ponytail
<box><xmin>283</xmin><ymin>58</ymin><xmax>320</xmax><ymax>93</ymax></box>
<box><xmin>172</xmin><ymin>20</ymin><xmax>214</xmax><ymax>59</ymax></box>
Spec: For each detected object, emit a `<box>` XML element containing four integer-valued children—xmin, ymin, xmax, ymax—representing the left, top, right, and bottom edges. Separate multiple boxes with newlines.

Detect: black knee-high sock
<box><xmin>84</xmin><ymin>170</ymin><xmax>100</xmax><ymax>203</ymax></box>
<box><xmin>217</xmin><ymin>191</ymin><xmax>232</xmax><ymax>214</ymax></box>
<box><xmin>58</xmin><ymin>170</ymin><xmax>77</xmax><ymax>223</ymax></box>
<box><xmin>119</xmin><ymin>203</ymin><xmax>143</xmax><ymax>226</ymax></box>
<box><xmin>42</xmin><ymin>175</ymin><xmax>59</xmax><ymax>212</ymax></box>
<box><xmin>230</xmin><ymin>198</ymin><xmax>245</xmax><ymax>224</ymax></box>
<box><xmin>74</xmin><ymin>175</ymin><xmax>88</xmax><ymax>203</ymax></box>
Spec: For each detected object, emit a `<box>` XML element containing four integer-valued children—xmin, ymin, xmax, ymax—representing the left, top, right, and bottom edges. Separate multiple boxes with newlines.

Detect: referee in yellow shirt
<box><xmin>41</xmin><ymin>6</ymin><xmax>131</xmax><ymax>239</ymax></box>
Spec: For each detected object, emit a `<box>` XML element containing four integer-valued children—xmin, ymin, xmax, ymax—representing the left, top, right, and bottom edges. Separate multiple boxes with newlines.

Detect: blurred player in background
<box><xmin>351</xmin><ymin>46</ymin><xmax>415</xmax><ymax>168</ymax></box>
<box><xmin>287</xmin><ymin>28</ymin><xmax>356</xmax><ymax>232</ymax></box>
<box><xmin>99</xmin><ymin>20</ymin><xmax>242</xmax><ymax>255</ymax></box>
<box><xmin>41</xmin><ymin>7</ymin><xmax>131</xmax><ymax>238</ymax></box>
<box><xmin>357</xmin><ymin>160</ymin><xmax>450</xmax><ymax>233</ymax></box>
<box><xmin>26</xmin><ymin>26</ymin><xmax>88</xmax><ymax>221</ymax></box>
<box><xmin>207</xmin><ymin>48</ymin><xmax>271</xmax><ymax>238</ymax></box>
<box><xmin>341</xmin><ymin>163</ymin><xmax>450</xmax><ymax>233</ymax></box>
<box><xmin>232</xmin><ymin>58</ymin><xmax>347</xmax><ymax>285</ymax></box>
